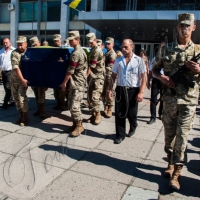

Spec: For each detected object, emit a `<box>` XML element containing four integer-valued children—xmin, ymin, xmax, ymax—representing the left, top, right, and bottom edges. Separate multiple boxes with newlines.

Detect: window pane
<box><xmin>47</xmin><ymin>1</ymin><xmax>61</xmax><ymax>21</ymax></box>
<box><xmin>41</xmin><ymin>2</ymin><xmax>47</xmax><ymax>21</ymax></box>
<box><xmin>19</xmin><ymin>2</ymin><xmax>34</xmax><ymax>22</ymax></box>
<box><xmin>0</xmin><ymin>4</ymin><xmax>10</xmax><ymax>23</ymax></box>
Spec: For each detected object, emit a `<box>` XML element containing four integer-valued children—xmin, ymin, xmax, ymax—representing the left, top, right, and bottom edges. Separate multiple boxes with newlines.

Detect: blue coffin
<box><xmin>21</xmin><ymin>47</ymin><xmax>73</xmax><ymax>88</ymax></box>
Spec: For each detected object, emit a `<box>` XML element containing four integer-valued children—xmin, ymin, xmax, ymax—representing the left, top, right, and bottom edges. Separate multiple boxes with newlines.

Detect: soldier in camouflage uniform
<box><xmin>10</xmin><ymin>36</ymin><xmax>29</xmax><ymax>126</ymax></box>
<box><xmin>102</xmin><ymin>37</ymin><xmax>117</xmax><ymax>118</ymax></box>
<box><xmin>29</xmin><ymin>36</ymin><xmax>47</xmax><ymax>119</ymax></box>
<box><xmin>60</xmin><ymin>31</ymin><xmax>88</xmax><ymax>137</ymax></box>
<box><xmin>53</xmin><ymin>34</ymin><xmax>66</xmax><ymax>111</ymax></box>
<box><xmin>86</xmin><ymin>33</ymin><xmax>105</xmax><ymax>125</ymax></box>
<box><xmin>153</xmin><ymin>13</ymin><xmax>200</xmax><ymax>190</ymax></box>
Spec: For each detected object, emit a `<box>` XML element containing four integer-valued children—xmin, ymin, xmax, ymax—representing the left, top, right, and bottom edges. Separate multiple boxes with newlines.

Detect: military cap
<box><xmin>105</xmin><ymin>37</ymin><xmax>114</xmax><ymax>44</ymax></box>
<box><xmin>178</xmin><ymin>13</ymin><xmax>195</xmax><ymax>25</ymax></box>
<box><xmin>86</xmin><ymin>33</ymin><xmax>96</xmax><ymax>43</ymax></box>
<box><xmin>16</xmin><ymin>36</ymin><xmax>27</xmax><ymax>43</ymax></box>
<box><xmin>67</xmin><ymin>31</ymin><xmax>80</xmax><ymax>40</ymax></box>
<box><xmin>30</xmin><ymin>36</ymin><xmax>39</xmax><ymax>46</ymax></box>
<box><xmin>43</xmin><ymin>41</ymin><xmax>49</xmax><ymax>46</ymax></box>
<box><xmin>53</xmin><ymin>34</ymin><xmax>61</xmax><ymax>41</ymax></box>
<box><xmin>97</xmin><ymin>39</ymin><xmax>102</xmax><ymax>46</ymax></box>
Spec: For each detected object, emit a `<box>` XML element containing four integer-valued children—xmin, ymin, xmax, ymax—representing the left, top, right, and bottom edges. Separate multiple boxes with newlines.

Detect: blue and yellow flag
<box><xmin>63</xmin><ymin>0</ymin><xmax>81</xmax><ymax>9</ymax></box>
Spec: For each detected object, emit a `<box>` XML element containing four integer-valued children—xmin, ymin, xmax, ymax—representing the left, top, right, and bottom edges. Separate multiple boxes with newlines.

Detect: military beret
<box><xmin>16</xmin><ymin>36</ymin><xmax>27</xmax><ymax>43</ymax></box>
<box><xmin>86</xmin><ymin>33</ymin><xmax>96</xmax><ymax>43</ymax></box>
<box><xmin>67</xmin><ymin>31</ymin><xmax>80</xmax><ymax>40</ymax></box>
<box><xmin>178</xmin><ymin>13</ymin><xmax>195</xmax><ymax>25</ymax></box>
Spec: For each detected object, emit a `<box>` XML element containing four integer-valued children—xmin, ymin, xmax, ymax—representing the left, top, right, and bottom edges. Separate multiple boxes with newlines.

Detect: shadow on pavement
<box><xmin>39</xmin><ymin>144</ymin><xmax>200</xmax><ymax>198</ymax></box>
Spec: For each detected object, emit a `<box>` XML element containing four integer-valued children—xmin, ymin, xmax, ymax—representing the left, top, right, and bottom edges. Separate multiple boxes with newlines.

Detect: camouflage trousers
<box><xmin>53</xmin><ymin>88</ymin><xmax>66</xmax><ymax>103</ymax></box>
<box><xmin>102</xmin><ymin>77</ymin><xmax>114</xmax><ymax>106</ymax></box>
<box><xmin>68</xmin><ymin>88</ymin><xmax>84</xmax><ymax>121</ymax></box>
<box><xmin>88</xmin><ymin>78</ymin><xmax>104</xmax><ymax>112</ymax></box>
<box><xmin>32</xmin><ymin>87</ymin><xmax>46</xmax><ymax>104</ymax></box>
<box><xmin>11</xmin><ymin>82</ymin><xmax>28</xmax><ymax>112</ymax></box>
<box><xmin>162</xmin><ymin>101</ymin><xmax>196</xmax><ymax>165</ymax></box>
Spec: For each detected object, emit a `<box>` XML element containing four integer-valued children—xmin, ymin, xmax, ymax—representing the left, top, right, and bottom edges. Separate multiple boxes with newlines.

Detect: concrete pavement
<box><xmin>0</xmin><ymin>82</ymin><xmax>199</xmax><ymax>200</ymax></box>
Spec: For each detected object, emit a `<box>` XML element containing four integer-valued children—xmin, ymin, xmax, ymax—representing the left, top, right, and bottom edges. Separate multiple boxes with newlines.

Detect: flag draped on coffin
<box><xmin>63</xmin><ymin>0</ymin><xmax>81</xmax><ymax>9</ymax></box>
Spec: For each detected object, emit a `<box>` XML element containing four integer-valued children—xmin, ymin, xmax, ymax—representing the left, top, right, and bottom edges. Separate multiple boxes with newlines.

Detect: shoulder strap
<box><xmin>194</xmin><ymin>44</ymin><xmax>199</xmax><ymax>55</ymax></box>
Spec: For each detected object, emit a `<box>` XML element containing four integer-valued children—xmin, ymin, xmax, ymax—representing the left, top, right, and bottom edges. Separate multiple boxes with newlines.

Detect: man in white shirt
<box><xmin>0</xmin><ymin>38</ymin><xmax>15</xmax><ymax>109</ymax></box>
<box><xmin>109</xmin><ymin>39</ymin><xmax>147</xmax><ymax>144</ymax></box>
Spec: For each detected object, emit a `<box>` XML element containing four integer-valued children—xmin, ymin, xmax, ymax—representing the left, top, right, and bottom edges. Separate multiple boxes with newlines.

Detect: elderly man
<box><xmin>10</xmin><ymin>36</ymin><xmax>29</xmax><ymax>126</ymax></box>
<box><xmin>153</xmin><ymin>13</ymin><xmax>200</xmax><ymax>190</ymax></box>
<box><xmin>0</xmin><ymin>38</ymin><xmax>15</xmax><ymax>109</ymax></box>
<box><xmin>109</xmin><ymin>39</ymin><xmax>146</xmax><ymax>144</ymax></box>
<box><xmin>60</xmin><ymin>31</ymin><xmax>88</xmax><ymax>137</ymax></box>
<box><xmin>86</xmin><ymin>33</ymin><xmax>105</xmax><ymax>125</ymax></box>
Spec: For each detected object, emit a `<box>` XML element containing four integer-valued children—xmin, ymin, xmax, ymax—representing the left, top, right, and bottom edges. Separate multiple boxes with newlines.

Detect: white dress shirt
<box><xmin>112</xmin><ymin>54</ymin><xmax>146</xmax><ymax>87</ymax></box>
<box><xmin>0</xmin><ymin>46</ymin><xmax>15</xmax><ymax>71</ymax></box>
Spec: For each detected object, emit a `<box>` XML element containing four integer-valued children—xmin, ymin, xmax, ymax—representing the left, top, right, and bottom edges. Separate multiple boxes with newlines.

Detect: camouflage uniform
<box><xmin>67</xmin><ymin>44</ymin><xmax>88</xmax><ymax>121</ymax></box>
<box><xmin>10</xmin><ymin>49</ymin><xmax>28</xmax><ymax>113</ymax></box>
<box><xmin>88</xmin><ymin>45</ymin><xmax>105</xmax><ymax>112</ymax></box>
<box><xmin>153</xmin><ymin>40</ymin><xmax>200</xmax><ymax>164</ymax></box>
<box><xmin>102</xmin><ymin>48</ymin><xmax>117</xmax><ymax>106</ymax></box>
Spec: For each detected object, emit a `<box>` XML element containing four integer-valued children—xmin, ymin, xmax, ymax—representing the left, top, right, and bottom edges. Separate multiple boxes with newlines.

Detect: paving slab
<box><xmin>20</xmin><ymin>140</ymin><xmax>89</xmax><ymax>170</ymax></box>
<box><xmin>97</xmin><ymin>135</ymin><xmax>153</xmax><ymax>159</ymax></box>
<box><xmin>131</xmin><ymin>126</ymin><xmax>161</xmax><ymax>142</ymax></box>
<box><xmin>33</xmin><ymin>170</ymin><xmax>127</xmax><ymax>200</ymax></box>
<box><xmin>72</xmin><ymin>149</ymin><xmax>142</xmax><ymax>184</ymax></box>
<box><xmin>0</xmin><ymin>133</ymin><xmax>46</xmax><ymax>155</ymax></box>
<box><xmin>121</xmin><ymin>186</ymin><xmax>159</xmax><ymax>200</ymax></box>
<box><xmin>0</xmin><ymin>130</ymin><xmax>11</xmax><ymax>139</ymax></box>
<box><xmin>52</xmin><ymin>130</ymin><xmax>108</xmax><ymax>150</ymax></box>
<box><xmin>16</xmin><ymin>122</ymin><xmax>64</xmax><ymax>140</ymax></box>
<box><xmin>0</xmin><ymin>158</ymin><xmax>64</xmax><ymax>200</ymax></box>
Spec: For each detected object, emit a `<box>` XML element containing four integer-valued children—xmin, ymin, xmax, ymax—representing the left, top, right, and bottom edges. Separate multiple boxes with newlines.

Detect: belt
<box><xmin>118</xmin><ymin>86</ymin><xmax>138</xmax><ymax>90</ymax></box>
<box><xmin>2</xmin><ymin>70</ymin><xmax>11</xmax><ymax>72</ymax></box>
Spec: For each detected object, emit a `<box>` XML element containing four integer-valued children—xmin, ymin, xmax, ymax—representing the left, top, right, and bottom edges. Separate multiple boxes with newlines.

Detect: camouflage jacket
<box><xmin>88</xmin><ymin>45</ymin><xmax>105</xmax><ymax>79</ymax></box>
<box><xmin>105</xmin><ymin>49</ymin><xmax>117</xmax><ymax>77</ymax></box>
<box><xmin>153</xmin><ymin>40</ymin><xmax>200</xmax><ymax>105</ymax></box>
<box><xmin>67</xmin><ymin>44</ymin><xmax>88</xmax><ymax>89</ymax></box>
<box><xmin>10</xmin><ymin>49</ymin><xmax>26</xmax><ymax>84</ymax></box>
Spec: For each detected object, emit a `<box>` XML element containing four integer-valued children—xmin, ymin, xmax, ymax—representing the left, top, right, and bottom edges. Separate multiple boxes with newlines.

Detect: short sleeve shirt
<box><xmin>112</xmin><ymin>54</ymin><xmax>146</xmax><ymax>87</ymax></box>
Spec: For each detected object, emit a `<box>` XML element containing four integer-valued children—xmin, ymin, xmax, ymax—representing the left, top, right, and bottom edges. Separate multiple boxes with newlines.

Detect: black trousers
<box><xmin>150</xmin><ymin>78</ymin><xmax>163</xmax><ymax>119</ymax></box>
<box><xmin>2</xmin><ymin>70</ymin><xmax>12</xmax><ymax>106</ymax></box>
<box><xmin>115</xmin><ymin>86</ymin><xmax>139</xmax><ymax>139</ymax></box>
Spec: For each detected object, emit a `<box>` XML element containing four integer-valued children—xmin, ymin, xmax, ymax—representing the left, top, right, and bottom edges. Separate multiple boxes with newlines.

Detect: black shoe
<box><xmin>114</xmin><ymin>138</ymin><xmax>124</xmax><ymax>144</ymax></box>
<box><xmin>158</xmin><ymin>115</ymin><xmax>162</xmax><ymax>120</ymax></box>
<box><xmin>147</xmin><ymin>118</ymin><xmax>156</xmax><ymax>124</ymax></box>
<box><xmin>127</xmin><ymin>127</ymin><xmax>136</xmax><ymax>137</ymax></box>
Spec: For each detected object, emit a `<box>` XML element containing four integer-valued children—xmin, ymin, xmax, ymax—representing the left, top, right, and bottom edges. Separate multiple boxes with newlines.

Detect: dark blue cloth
<box><xmin>21</xmin><ymin>48</ymin><xmax>71</xmax><ymax>88</ymax></box>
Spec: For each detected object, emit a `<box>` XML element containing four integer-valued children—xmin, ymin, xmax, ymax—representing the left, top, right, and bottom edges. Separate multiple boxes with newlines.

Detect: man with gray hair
<box><xmin>109</xmin><ymin>39</ymin><xmax>146</xmax><ymax>144</ymax></box>
<box><xmin>153</xmin><ymin>13</ymin><xmax>200</xmax><ymax>190</ymax></box>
